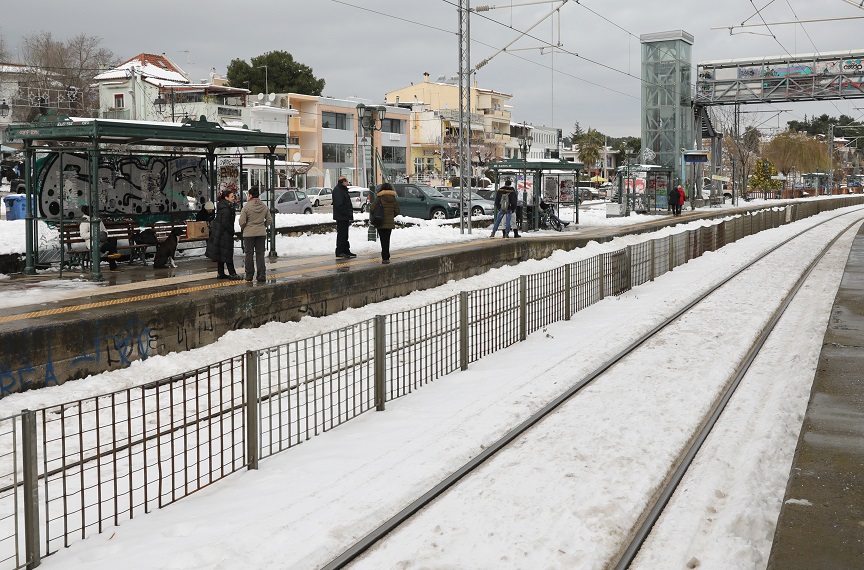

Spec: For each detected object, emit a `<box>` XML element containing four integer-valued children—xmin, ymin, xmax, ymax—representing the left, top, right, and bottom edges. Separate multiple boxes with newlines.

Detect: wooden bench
<box><xmin>60</xmin><ymin>220</ymin><xmax>149</xmax><ymax>270</ymax></box>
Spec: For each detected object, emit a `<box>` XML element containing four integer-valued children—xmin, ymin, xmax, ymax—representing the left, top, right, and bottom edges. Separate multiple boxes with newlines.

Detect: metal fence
<box><xmin>2</xmin><ymin>199</ymin><xmax>861</xmax><ymax>568</ymax></box>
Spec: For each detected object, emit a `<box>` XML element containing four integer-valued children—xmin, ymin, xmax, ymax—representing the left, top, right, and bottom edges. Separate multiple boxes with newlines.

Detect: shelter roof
<box><xmin>490</xmin><ymin>158</ymin><xmax>584</xmax><ymax>171</ymax></box>
<box><xmin>7</xmin><ymin>110</ymin><xmax>285</xmax><ymax>151</ymax></box>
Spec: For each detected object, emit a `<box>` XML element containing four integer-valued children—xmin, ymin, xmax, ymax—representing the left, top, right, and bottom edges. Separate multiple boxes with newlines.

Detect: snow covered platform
<box><xmin>767</xmin><ymin>223</ymin><xmax>864</xmax><ymax>569</ymax></box>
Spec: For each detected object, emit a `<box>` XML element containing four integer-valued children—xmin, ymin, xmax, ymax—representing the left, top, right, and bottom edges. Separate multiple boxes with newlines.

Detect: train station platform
<box><xmin>0</xmin><ymin>204</ymin><xmax>743</xmax><ymax>396</ymax></box>
<box><xmin>767</xmin><ymin>224</ymin><xmax>864</xmax><ymax>568</ymax></box>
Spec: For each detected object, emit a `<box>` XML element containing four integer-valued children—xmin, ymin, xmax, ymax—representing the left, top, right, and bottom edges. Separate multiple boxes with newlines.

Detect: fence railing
<box><xmin>1</xmin><ymin>198</ymin><xmax>860</xmax><ymax>568</ymax></box>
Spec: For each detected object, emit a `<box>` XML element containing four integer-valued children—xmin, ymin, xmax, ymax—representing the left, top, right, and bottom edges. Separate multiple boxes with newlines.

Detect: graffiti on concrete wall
<box><xmin>36</xmin><ymin>153</ymin><xmax>211</xmax><ymax>220</ymax></box>
<box><xmin>0</xmin><ymin>317</ymin><xmax>157</xmax><ymax>397</ymax></box>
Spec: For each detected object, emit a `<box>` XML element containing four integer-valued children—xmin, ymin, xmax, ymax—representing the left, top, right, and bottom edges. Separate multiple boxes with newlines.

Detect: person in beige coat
<box><xmin>238</xmin><ymin>187</ymin><xmax>273</xmax><ymax>282</ymax></box>
<box><xmin>369</xmin><ymin>182</ymin><xmax>400</xmax><ymax>264</ymax></box>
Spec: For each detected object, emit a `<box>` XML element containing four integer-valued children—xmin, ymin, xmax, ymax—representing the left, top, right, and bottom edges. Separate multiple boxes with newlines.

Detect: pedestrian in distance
<box><xmin>196</xmin><ymin>200</ymin><xmax>215</xmax><ymax>222</ymax></box>
<box><xmin>332</xmin><ymin>175</ymin><xmax>357</xmax><ymax>258</ymax></box>
<box><xmin>369</xmin><ymin>182</ymin><xmax>400</xmax><ymax>264</ymax></box>
<box><xmin>79</xmin><ymin>204</ymin><xmax>122</xmax><ymax>272</ymax></box>
<box><xmin>668</xmin><ymin>184</ymin><xmax>682</xmax><ymax>216</ymax></box>
<box><xmin>205</xmin><ymin>189</ymin><xmax>242</xmax><ymax>279</ymax></box>
<box><xmin>238</xmin><ymin>187</ymin><xmax>272</xmax><ymax>282</ymax></box>
<box><xmin>677</xmin><ymin>185</ymin><xmax>687</xmax><ymax>215</ymax></box>
<box><xmin>490</xmin><ymin>178</ymin><xmax>519</xmax><ymax>238</ymax></box>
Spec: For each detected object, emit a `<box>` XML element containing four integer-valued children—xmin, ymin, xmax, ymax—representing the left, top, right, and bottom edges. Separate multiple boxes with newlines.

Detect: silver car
<box><xmin>441</xmin><ymin>189</ymin><xmax>496</xmax><ymax>216</ymax></box>
<box><xmin>272</xmin><ymin>189</ymin><xmax>314</xmax><ymax>214</ymax></box>
<box><xmin>305</xmin><ymin>187</ymin><xmax>333</xmax><ymax>207</ymax></box>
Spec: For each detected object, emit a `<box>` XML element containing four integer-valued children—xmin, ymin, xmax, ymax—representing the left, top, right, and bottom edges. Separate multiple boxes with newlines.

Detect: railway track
<box><xmin>321</xmin><ymin>209</ymin><xmax>864</xmax><ymax>569</ymax></box>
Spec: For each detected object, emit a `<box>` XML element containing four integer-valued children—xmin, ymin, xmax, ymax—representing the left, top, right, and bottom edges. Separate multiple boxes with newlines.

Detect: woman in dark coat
<box><xmin>369</xmin><ymin>182</ymin><xmax>400</xmax><ymax>264</ymax></box>
<box><xmin>205</xmin><ymin>189</ymin><xmax>242</xmax><ymax>279</ymax></box>
<box><xmin>668</xmin><ymin>184</ymin><xmax>682</xmax><ymax>216</ymax></box>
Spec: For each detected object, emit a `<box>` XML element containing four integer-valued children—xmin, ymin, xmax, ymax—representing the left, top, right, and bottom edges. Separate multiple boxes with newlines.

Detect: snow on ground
<box><xmin>1</xmin><ymin>199</ymin><xmax>859</xmax><ymax>569</ymax></box>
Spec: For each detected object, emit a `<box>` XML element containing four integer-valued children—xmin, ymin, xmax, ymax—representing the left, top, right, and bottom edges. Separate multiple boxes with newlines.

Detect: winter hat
<box><xmin>204</xmin><ymin>201</ymin><xmax>215</xmax><ymax>211</ymax></box>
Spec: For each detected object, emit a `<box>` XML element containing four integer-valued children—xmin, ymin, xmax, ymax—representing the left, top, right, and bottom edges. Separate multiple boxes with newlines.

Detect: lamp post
<box><xmin>356</xmin><ymin>103</ymin><xmax>387</xmax><ymax>192</ymax></box>
<box><xmin>518</xmin><ymin>127</ymin><xmax>532</xmax><ymax>229</ymax></box>
<box><xmin>258</xmin><ymin>65</ymin><xmax>268</xmax><ymax>95</ymax></box>
<box><xmin>625</xmin><ymin>149</ymin><xmax>636</xmax><ymax>217</ymax></box>
<box><xmin>153</xmin><ymin>87</ymin><xmax>176</xmax><ymax>121</ymax></box>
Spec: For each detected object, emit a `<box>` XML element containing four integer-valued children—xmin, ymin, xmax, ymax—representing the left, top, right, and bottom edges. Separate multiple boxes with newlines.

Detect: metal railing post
<box><xmin>668</xmin><ymin>235</ymin><xmax>674</xmax><ymax>270</ymax></box>
<box><xmin>564</xmin><ymin>264</ymin><xmax>572</xmax><ymax>320</ymax></box>
<box><xmin>245</xmin><ymin>351</ymin><xmax>259</xmax><ymax>470</ymax></box>
<box><xmin>519</xmin><ymin>276</ymin><xmax>527</xmax><ymax>342</ymax></box>
<box><xmin>459</xmin><ymin>292</ymin><xmax>469</xmax><ymax>370</ymax></box>
<box><xmin>21</xmin><ymin>410</ymin><xmax>40</xmax><ymax>569</ymax></box>
<box><xmin>598</xmin><ymin>254</ymin><xmax>605</xmax><ymax>300</ymax></box>
<box><xmin>625</xmin><ymin>245</ymin><xmax>633</xmax><ymax>290</ymax></box>
<box><xmin>649</xmin><ymin>239</ymin><xmax>655</xmax><ymax>282</ymax></box>
<box><xmin>374</xmin><ymin>315</ymin><xmax>386</xmax><ymax>411</ymax></box>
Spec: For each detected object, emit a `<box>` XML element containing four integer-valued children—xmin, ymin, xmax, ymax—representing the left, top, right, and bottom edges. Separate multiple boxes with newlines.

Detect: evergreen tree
<box><xmin>226</xmin><ymin>51</ymin><xmax>325</xmax><ymax>95</ymax></box>
<box><xmin>750</xmin><ymin>158</ymin><xmax>782</xmax><ymax>195</ymax></box>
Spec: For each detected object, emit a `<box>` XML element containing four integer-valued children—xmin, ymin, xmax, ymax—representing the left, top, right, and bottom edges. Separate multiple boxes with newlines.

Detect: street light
<box><xmin>518</xmin><ymin>127</ymin><xmax>532</xmax><ymax>228</ymax></box>
<box><xmin>153</xmin><ymin>87</ymin><xmax>177</xmax><ymax>121</ymax></box>
<box><xmin>258</xmin><ymin>65</ymin><xmax>268</xmax><ymax>95</ymax></box>
<box><xmin>356</xmin><ymin>103</ymin><xmax>387</xmax><ymax>191</ymax></box>
<box><xmin>0</xmin><ymin>99</ymin><xmax>9</xmax><ymax>118</ymax></box>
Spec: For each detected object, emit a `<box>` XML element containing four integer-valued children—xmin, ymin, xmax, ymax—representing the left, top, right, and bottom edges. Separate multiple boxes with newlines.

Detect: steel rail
<box><xmin>612</xmin><ymin>213</ymin><xmax>864</xmax><ymax>569</ymax></box>
<box><xmin>320</xmin><ymin>209</ymin><xmax>864</xmax><ymax>570</ymax></box>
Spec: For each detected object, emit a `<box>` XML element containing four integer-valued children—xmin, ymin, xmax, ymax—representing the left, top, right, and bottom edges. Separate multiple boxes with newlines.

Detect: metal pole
<box><xmin>268</xmin><ymin>153</ymin><xmax>278</xmax><ymax>257</ymax></box>
<box><xmin>457</xmin><ymin>0</ymin><xmax>471</xmax><ymax>235</ymax></box>
<box><xmin>459</xmin><ymin>291</ymin><xmax>469</xmax><ymax>370</ymax></box>
<box><xmin>519</xmin><ymin>276</ymin><xmax>528</xmax><ymax>342</ymax></box>
<box><xmin>22</xmin><ymin>410</ymin><xmax>41</xmax><ymax>568</ymax></box>
<box><xmin>245</xmin><ymin>351</ymin><xmax>259</xmax><ymax>470</ymax></box>
<box><xmin>374</xmin><ymin>315</ymin><xmax>386</xmax><ymax>411</ymax></box>
<box><xmin>23</xmin><ymin>146</ymin><xmax>36</xmax><ymax>274</ymax></box>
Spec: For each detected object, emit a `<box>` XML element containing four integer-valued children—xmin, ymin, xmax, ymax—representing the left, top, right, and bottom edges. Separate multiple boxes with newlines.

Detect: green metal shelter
<box><xmin>7</xmin><ymin>110</ymin><xmax>287</xmax><ymax>280</ymax></box>
<box><xmin>489</xmin><ymin>158</ymin><xmax>584</xmax><ymax>230</ymax></box>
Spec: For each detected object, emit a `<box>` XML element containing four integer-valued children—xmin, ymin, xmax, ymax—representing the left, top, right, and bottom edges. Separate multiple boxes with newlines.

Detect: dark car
<box><xmin>375</xmin><ymin>183</ymin><xmax>460</xmax><ymax>220</ymax></box>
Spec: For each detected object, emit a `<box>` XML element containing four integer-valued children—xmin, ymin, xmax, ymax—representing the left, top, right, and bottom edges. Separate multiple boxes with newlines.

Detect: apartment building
<box><xmin>386</xmin><ymin>73</ymin><xmax>512</xmax><ymax>184</ymax></box>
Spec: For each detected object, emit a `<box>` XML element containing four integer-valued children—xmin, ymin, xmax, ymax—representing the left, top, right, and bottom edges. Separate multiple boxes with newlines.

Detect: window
<box><xmin>382</xmin><ymin>146</ymin><xmax>406</xmax><ymax>164</ymax></box>
<box><xmin>380</xmin><ymin>118</ymin><xmax>403</xmax><ymax>134</ymax></box>
<box><xmin>322</xmin><ymin>143</ymin><xmax>354</xmax><ymax>163</ymax></box>
<box><xmin>114</xmin><ymin>94</ymin><xmax>124</xmax><ymax>109</ymax></box>
<box><xmin>321</xmin><ymin>111</ymin><xmax>352</xmax><ymax>130</ymax></box>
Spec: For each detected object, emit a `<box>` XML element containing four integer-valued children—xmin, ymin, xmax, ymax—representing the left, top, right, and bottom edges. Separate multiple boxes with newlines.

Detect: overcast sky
<box><xmin>2</xmin><ymin>0</ymin><xmax>863</xmax><ymax>137</ymax></box>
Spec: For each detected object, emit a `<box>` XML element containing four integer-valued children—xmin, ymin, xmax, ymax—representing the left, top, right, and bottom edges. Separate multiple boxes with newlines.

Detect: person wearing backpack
<box><xmin>369</xmin><ymin>182</ymin><xmax>400</xmax><ymax>264</ymax></box>
<box><xmin>490</xmin><ymin>178</ymin><xmax>519</xmax><ymax>238</ymax></box>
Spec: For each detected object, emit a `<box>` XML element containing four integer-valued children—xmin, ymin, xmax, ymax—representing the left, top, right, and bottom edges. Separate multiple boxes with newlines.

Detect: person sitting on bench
<box><xmin>79</xmin><ymin>205</ymin><xmax>122</xmax><ymax>272</ymax></box>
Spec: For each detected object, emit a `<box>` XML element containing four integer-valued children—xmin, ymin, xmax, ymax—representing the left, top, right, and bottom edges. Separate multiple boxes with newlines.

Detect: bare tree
<box><xmin>0</xmin><ymin>34</ymin><xmax>9</xmax><ymax>62</ymax></box>
<box><xmin>712</xmin><ymin>107</ymin><xmax>762</xmax><ymax>199</ymax></box>
<box><xmin>14</xmin><ymin>31</ymin><xmax>117</xmax><ymax>120</ymax></box>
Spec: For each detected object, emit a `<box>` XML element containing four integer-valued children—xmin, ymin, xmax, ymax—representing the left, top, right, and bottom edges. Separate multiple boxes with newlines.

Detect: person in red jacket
<box><xmin>677</xmin><ymin>185</ymin><xmax>687</xmax><ymax>215</ymax></box>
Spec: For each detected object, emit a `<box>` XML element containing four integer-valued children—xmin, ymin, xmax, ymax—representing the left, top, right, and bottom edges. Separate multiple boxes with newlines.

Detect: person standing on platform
<box><xmin>332</xmin><ymin>176</ymin><xmax>356</xmax><ymax>258</ymax></box>
<box><xmin>205</xmin><ymin>189</ymin><xmax>242</xmax><ymax>279</ymax></box>
<box><xmin>678</xmin><ymin>185</ymin><xmax>687</xmax><ymax>214</ymax></box>
<box><xmin>369</xmin><ymin>182</ymin><xmax>400</xmax><ymax>264</ymax></box>
<box><xmin>238</xmin><ymin>187</ymin><xmax>272</xmax><ymax>282</ymax></box>
<box><xmin>490</xmin><ymin>178</ymin><xmax>519</xmax><ymax>238</ymax></box>
<box><xmin>669</xmin><ymin>185</ymin><xmax>682</xmax><ymax>216</ymax></box>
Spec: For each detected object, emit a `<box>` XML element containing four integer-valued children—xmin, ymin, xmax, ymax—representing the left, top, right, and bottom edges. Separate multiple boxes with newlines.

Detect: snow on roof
<box><xmin>94</xmin><ymin>53</ymin><xmax>189</xmax><ymax>84</ymax></box>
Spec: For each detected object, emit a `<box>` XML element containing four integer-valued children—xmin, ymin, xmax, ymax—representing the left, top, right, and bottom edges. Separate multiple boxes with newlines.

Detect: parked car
<box><xmin>273</xmin><ymin>188</ymin><xmax>314</xmax><ymax>214</ymax></box>
<box><xmin>305</xmin><ymin>187</ymin><xmax>333</xmax><ymax>207</ymax></box>
<box><xmin>577</xmin><ymin>187</ymin><xmax>600</xmax><ymax>201</ymax></box>
<box><xmin>375</xmin><ymin>183</ymin><xmax>460</xmax><ymax>220</ymax></box>
<box><xmin>347</xmin><ymin>187</ymin><xmax>373</xmax><ymax>212</ymax></box>
<box><xmin>439</xmin><ymin>189</ymin><xmax>496</xmax><ymax>216</ymax></box>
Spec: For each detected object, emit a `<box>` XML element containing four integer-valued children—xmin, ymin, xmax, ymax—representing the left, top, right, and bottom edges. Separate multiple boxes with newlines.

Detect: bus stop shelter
<box><xmin>489</xmin><ymin>158</ymin><xmax>584</xmax><ymax>230</ymax></box>
<box><xmin>7</xmin><ymin>110</ymin><xmax>287</xmax><ymax>280</ymax></box>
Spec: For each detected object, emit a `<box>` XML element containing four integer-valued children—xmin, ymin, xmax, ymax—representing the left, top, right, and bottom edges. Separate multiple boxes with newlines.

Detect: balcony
<box><xmin>300</xmin><ymin>150</ymin><xmax>318</xmax><ymax>164</ymax></box>
<box><xmin>102</xmin><ymin>108</ymin><xmax>130</xmax><ymax>120</ymax></box>
<box><xmin>290</xmin><ymin>116</ymin><xmax>318</xmax><ymax>132</ymax></box>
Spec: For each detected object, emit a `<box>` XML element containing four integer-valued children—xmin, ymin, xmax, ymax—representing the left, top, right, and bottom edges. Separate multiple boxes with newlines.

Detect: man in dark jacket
<box><xmin>332</xmin><ymin>176</ymin><xmax>356</xmax><ymax>258</ymax></box>
<box><xmin>490</xmin><ymin>178</ymin><xmax>519</xmax><ymax>238</ymax></box>
<box><xmin>668</xmin><ymin>184</ymin><xmax>682</xmax><ymax>216</ymax></box>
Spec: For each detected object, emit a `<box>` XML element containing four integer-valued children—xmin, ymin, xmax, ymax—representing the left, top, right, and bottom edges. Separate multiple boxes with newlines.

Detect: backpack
<box><xmin>370</xmin><ymin>199</ymin><xmax>385</xmax><ymax>227</ymax></box>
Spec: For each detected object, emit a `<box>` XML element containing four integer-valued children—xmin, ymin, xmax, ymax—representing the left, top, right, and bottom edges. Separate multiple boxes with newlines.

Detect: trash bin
<box><xmin>3</xmin><ymin>194</ymin><xmax>28</xmax><ymax>221</ymax></box>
